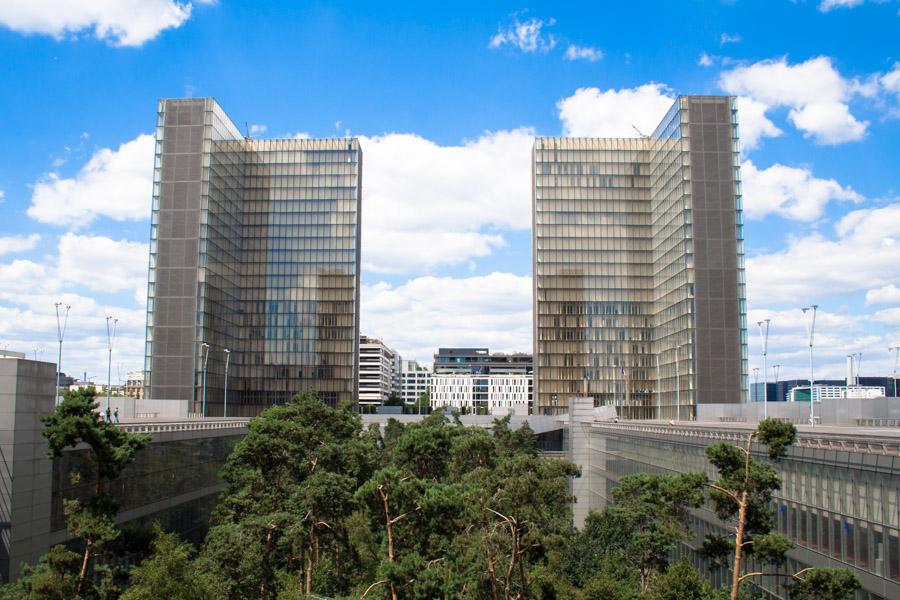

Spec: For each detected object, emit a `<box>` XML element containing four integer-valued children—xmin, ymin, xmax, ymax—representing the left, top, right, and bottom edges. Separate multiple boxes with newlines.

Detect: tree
<box><xmin>384</xmin><ymin>393</ymin><xmax>403</xmax><ymax>407</ymax></box>
<box><xmin>608</xmin><ymin>472</ymin><xmax>706</xmax><ymax>594</ymax></box>
<box><xmin>200</xmin><ymin>389</ymin><xmax>377</xmax><ymax>599</ymax></box>
<box><xmin>648</xmin><ymin>560</ymin><xmax>718</xmax><ymax>600</ymax></box>
<box><xmin>412</xmin><ymin>390</ymin><xmax>430</xmax><ymax>415</ymax></box>
<box><xmin>789</xmin><ymin>567</ymin><xmax>860</xmax><ymax>600</ymax></box>
<box><xmin>704</xmin><ymin>419</ymin><xmax>857</xmax><ymax>600</ymax></box>
<box><xmin>120</xmin><ymin>526</ymin><xmax>214</xmax><ymax>600</ymax></box>
<box><xmin>39</xmin><ymin>387</ymin><xmax>150</xmax><ymax>597</ymax></box>
<box><xmin>0</xmin><ymin>546</ymin><xmax>81</xmax><ymax>600</ymax></box>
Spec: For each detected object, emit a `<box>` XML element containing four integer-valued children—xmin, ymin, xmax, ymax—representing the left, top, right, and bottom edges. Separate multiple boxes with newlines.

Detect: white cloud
<box><xmin>698</xmin><ymin>52</ymin><xmax>714</xmax><ymax>67</ymax></box>
<box><xmin>741</xmin><ymin>159</ymin><xmax>862</xmax><ymax>221</ymax></box>
<box><xmin>0</xmin><ymin>234</ymin><xmax>148</xmax><ymax>379</ymax></box>
<box><xmin>882</xmin><ymin>63</ymin><xmax>900</xmax><ymax>94</ymax></box>
<box><xmin>359</xmin><ymin>128</ymin><xmax>534</xmax><ymax>274</ymax></box>
<box><xmin>28</xmin><ymin>133</ymin><xmax>154</xmax><ymax>227</ymax></box>
<box><xmin>720</xmin><ymin>56</ymin><xmax>869</xmax><ymax>145</ymax></box>
<box><xmin>489</xmin><ymin>14</ymin><xmax>556</xmax><ymax>53</ymax></box>
<box><xmin>819</xmin><ymin>0</ymin><xmax>866</xmax><ymax>11</ymax></box>
<box><xmin>873</xmin><ymin>307</ymin><xmax>900</xmax><ymax>326</ymax></box>
<box><xmin>362</xmin><ymin>272</ymin><xmax>532</xmax><ymax>365</ymax></box>
<box><xmin>57</xmin><ymin>233</ymin><xmax>148</xmax><ymax>302</ymax></box>
<box><xmin>720</xmin><ymin>33</ymin><xmax>742</xmax><ymax>45</ymax></box>
<box><xmin>0</xmin><ymin>234</ymin><xmax>40</xmax><ymax>257</ymax></box>
<box><xmin>0</xmin><ymin>0</ymin><xmax>205</xmax><ymax>47</ymax></box>
<box><xmin>788</xmin><ymin>101</ymin><xmax>868</xmax><ymax>144</ymax></box>
<box><xmin>867</xmin><ymin>284</ymin><xmax>900</xmax><ymax>306</ymax></box>
<box><xmin>565</xmin><ymin>44</ymin><xmax>603</xmax><ymax>62</ymax></box>
<box><xmin>736</xmin><ymin>96</ymin><xmax>783</xmax><ymax>150</ymax></box>
<box><xmin>745</xmin><ymin>306</ymin><xmax>892</xmax><ymax>381</ymax></box>
<box><xmin>248</xmin><ymin>124</ymin><xmax>267</xmax><ymax>136</ymax></box>
<box><xmin>0</xmin><ymin>190</ymin><xmax>5</xmax><ymax>202</ymax></box>
<box><xmin>557</xmin><ymin>84</ymin><xmax>675</xmax><ymax>137</ymax></box>
<box><xmin>746</xmin><ymin>203</ymin><xmax>900</xmax><ymax>306</ymax></box>
<box><xmin>881</xmin><ymin>63</ymin><xmax>900</xmax><ymax>116</ymax></box>
<box><xmin>365</xmin><ymin>231</ymin><xmax>506</xmax><ymax>275</ymax></box>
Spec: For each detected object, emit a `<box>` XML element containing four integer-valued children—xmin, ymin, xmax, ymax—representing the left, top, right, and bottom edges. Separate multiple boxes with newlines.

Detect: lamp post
<box><xmin>201</xmin><ymin>342</ymin><xmax>210</xmax><ymax>417</ymax></box>
<box><xmin>801</xmin><ymin>305</ymin><xmax>818</xmax><ymax>425</ymax></box>
<box><xmin>889</xmin><ymin>347</ymin><xmax>899</xmax><ymax>398</ymax></box>
<box><xmin>855</xmin><ymin>352</ymin><xmax>863</xmax><ymax>386</ymax></box>
<box><xmin>223</xmin><ymin>348</ymin><xmax>230</xmax><ymax>418</ymax></box>
<box><xmin>54</xmin><ymin>302</ymin><xmax>70</xmax><ymax>406</ymax></box>
<box><xmin>753</xmin><ymin>367</ymin><xmax>759</xmax><ymax>402</ymax></box>
<box><xmin>757</xmin><ymin>319</ymin><xmax>770</xmax><ymax>419</ymax></box>
<box><xmin>105</xmin><ymin>316</ymin><xmax>118</xmax><ymax>414</ymax></box>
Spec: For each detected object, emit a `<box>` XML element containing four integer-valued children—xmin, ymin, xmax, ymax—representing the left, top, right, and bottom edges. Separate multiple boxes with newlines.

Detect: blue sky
<box><xmin>1</xmin><ymin>0</ymin><xmax>899</xmax><ymax>384</ymax></box>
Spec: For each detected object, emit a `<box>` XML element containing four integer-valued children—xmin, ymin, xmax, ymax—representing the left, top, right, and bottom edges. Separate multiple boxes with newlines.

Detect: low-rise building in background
<box><xmin>358</xmin><ymin>335</ymin><xmax>399</xmax><ymax>408</ymax></box>
<box><xmin>399</xmin><ymin>359</ymin><xmax>431</xmax><ymax>404</ymax></box>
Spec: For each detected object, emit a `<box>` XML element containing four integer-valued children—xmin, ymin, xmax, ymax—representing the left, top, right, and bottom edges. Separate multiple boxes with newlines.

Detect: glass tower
<box><xmin>533</xmin><ymin>95</ymin><xmax>746</xmax><ymax>418</ymax></box>
<box><xmin>144</xmin><ymin>98</ymin><xmax>361</xmax><ymax>415</ymax></box>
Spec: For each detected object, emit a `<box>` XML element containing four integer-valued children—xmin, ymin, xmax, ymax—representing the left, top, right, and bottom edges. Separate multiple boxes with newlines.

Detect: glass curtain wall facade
<box><xmin>145</xmin><ymin>98</ymin><xmax>361</xmax><ymax>414</ymax></box>
<box><xmin>532</xmin><ymin>95</ymin><xmax>746</xmax><ymax>418</ymax></box>
<box><xmin>533</xmin><ymin>138</ymin><xmax>654</xmax><ymax>416</ymax></box>
<box><xmin>588</xmin><ymin>424</ymin><xmax>900</xmax><ymax>600</ymax></box>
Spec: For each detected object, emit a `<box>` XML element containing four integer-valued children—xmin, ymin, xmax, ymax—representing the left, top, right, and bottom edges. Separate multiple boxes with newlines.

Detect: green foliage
<box><xmin>608</xmin><ymin>472</ymin><xmax>706</xmax><ymax>592</ymax></box>
<box><xmin>120</xmin><ymin>526</ymin><xmax>215</xmax><ymax>600</ymax></box>
<box><xmin>8</xmin><ymin>392</ymin><xmax>858</xmax><ymax>600</ymax></box>
<box><xmin>648</xmin><ymin>560</ymin><xmax>719</xmax><ymax>600</ymax></box>
<box><xmin>202</xmin><ymin>389</ymin><xmax>377</xmax><ymax>599</ymax></box>
<box><xmin>751</xmin><ymin>533</ymin><xmax>794</xmax><ymax>565</ymax></box>
<box><xmin>492</xmin><ymin>414</ymin><xmax>538</xmax><ymax>457</ymax></box>
<box><xmin>6</xmin><ymin>387</ymin><xmax>154</xmax><ymax>599</ymax></box>
<box><xmin>41</xmin><ymin>388</ymin><xmax>150</xmax><ymax>484</ymax></box>
<box><xmin>384</xmin><ymin>392</ymin><xmax>403</xmax><ymax>407</ymax></box>
<box><xmin>412</xmin><ymin>390</ymin><xmax>431</xmax><ymax>414</ymax></box>
<box><xmin>698</xmin><ymin>533</ymin><xmax>733</xmax><ymax>569</ymax></box>
<box><xmin>755</xmin><ymin>419</ymin><xmax>797</xmax><ymax>460</ymax></box>
<box><xmin>0</xmin><ymin>546</ymin><xmax>81</xmax><ymax>600</ymax></box>
<box><xmin>789</xmin><ymin>568</ymin><xmax>860</xmax><ymax>600</ymax></box>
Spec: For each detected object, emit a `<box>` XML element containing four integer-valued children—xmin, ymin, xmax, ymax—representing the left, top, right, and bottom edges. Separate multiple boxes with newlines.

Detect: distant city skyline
<box><xmin>1</xmin><ymin>2</ymin><xmax>899</xmax><ymax>384</ymax></box>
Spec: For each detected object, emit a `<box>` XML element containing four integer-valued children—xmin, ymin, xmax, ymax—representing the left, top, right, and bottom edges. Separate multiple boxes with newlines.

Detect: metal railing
<box><xmin>117</xmin><ymin>419</ymin><xmax>251</xmax><ymax>435</ymax></box>
<box><xmin>591</xmin><ymin>421</ymin><xmax>900</xmax><ymax>456</ymax></box>
<box><xmin>856</xmin><ymin>418</ymin><xmax>900</xmax><ymax>428</ymax></box>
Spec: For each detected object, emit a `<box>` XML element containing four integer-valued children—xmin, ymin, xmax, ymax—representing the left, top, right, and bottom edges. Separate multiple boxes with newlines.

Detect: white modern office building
<box><xmin>358</xmin><ymin>335</ymin><xmax>398</xmax><ymax>406</ymax></box>
<box><xmin>430</xmin><ymin>373</ymin><xmax>532</xmax><ymax>415</ymax></box>
<box><xmin>400</xmin><ymin>359</ymin><xmax>431</xmax><ymax>404</ymax></box>
<box><xmin>788</xmin><ymin>385</ymin><xmax>886</xmax><ymax>402</ymax></box>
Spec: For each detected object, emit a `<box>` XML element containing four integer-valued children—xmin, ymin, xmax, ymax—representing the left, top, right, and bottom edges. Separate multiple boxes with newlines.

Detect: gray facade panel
<box><xmin>689</xmin><ymin>98</ymin><xmax>744</xmax><ymax>406</ymax></box>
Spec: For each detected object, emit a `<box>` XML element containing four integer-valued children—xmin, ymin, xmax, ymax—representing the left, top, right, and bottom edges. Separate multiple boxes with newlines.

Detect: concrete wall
<box><xmin>0</xmin><ymin>357</ymin><xmax>55</xmax><ymax>583</ymax></box>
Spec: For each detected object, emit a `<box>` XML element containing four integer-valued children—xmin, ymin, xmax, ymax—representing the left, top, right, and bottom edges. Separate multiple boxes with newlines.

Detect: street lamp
<box><xmin>757</xmin><ymin>319</ymin><xmax>770</xmax><ymax>419</ymax></box>
<box><xmin>773</xmin><ymin>364</ymin><xmax>782</xmax><ymax>401</ymax></box>
<box><xmin>54</xmin><ymin>302</ymin><xmax>70</xmax><ymax>406</ymax></box>
<box><xmin>201</xmin><ymin>342</ymin><xmax>210</xmax><ymax>417</ymax></box>
<box><xmin>889</xmin><ymin>347</ymin><xmax>899</xmax><ymax>398</ymax></box>
<box><xmin>223</xmin><ymin>348</ymin><xmax>231</xmax><ymax>418</ymax></box>
<box><xmin>105</xmin><ymin>316</ymin><xmax>118</xmax><ymax>414</ymax></box>
<box><xmin>801</xmin><ymin>305</ymin><xmax>818</xmax><ymax>425</ymax></box>
<box><xmin>753</xmin><ymin>367</ymin><xmax>759</xmax><ymax>402</ymax></box>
